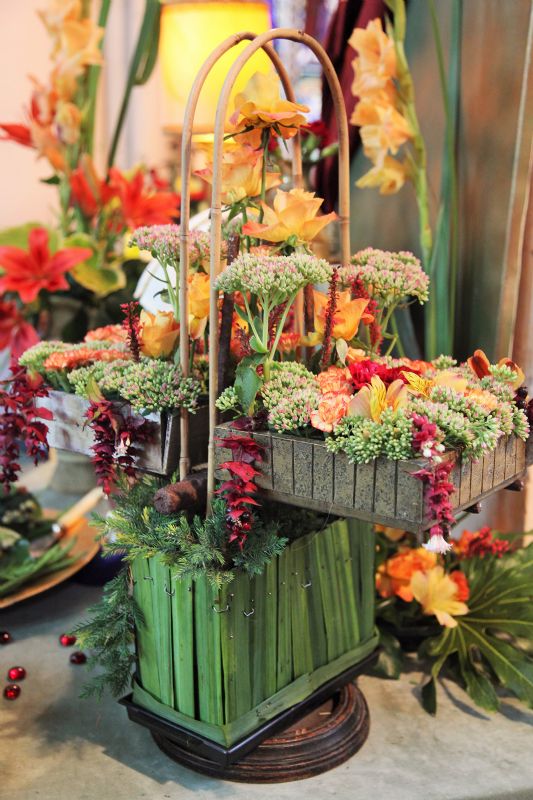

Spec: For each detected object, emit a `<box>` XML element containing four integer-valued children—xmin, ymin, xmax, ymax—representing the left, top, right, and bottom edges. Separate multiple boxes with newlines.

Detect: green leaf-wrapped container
<box><xmin>131</xmin><ymin>518</ymin><xmax>378</xmax><ymax>747</ymax></box>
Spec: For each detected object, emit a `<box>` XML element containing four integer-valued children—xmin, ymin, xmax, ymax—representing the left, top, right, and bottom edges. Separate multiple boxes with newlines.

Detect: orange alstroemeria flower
<box><xmin>467</xmin><ymin>348</ymin><xmax>525</xmax><ymax>390</ymax></box>
<box><xmin>140</xmin><ymin>310</ymin><xmax>179</xmax><ymax>358</ymax></box>
<box><xmin>348</xmin><ymin>375</ymin><xmax>407</xmax><ymax>422</ymax></box>
<box><xmin>411</xmin><ymin>565</ymin><xmax>469</xmax><ymax>628</ymax></box>
<box><xmin>196</xmin><ymin>142</ymin><xmax>280</xmax><ymax>205</ymax></box>
<box><xmin>243</xmin><ymin>188</ymin><xmax>338</xmax><ymax>247</ymax></box>
<box><xmin>314</xmin><ymin>289</ymin><xmax>372</xmax><ymax>342</ymax></box>
<box><xmin>317</xmin><ymin>365</ymin><xmax>353</xmax><ymax>396</ymax></box>
<box><xmin>108</xmin><ymin>168</ymin><xmax>179</xmax><ymax>230</ymax></box>
<box><xmin>376</xmin><ymin>547</ymin><xmax>437</xmax><ymax>602</ymax></box>
<box><xmin>402</xmin><ymin>370</ymin><xmax>469</xmax><ymax>399</ymax></box>
<box><xmin>310</xmin><ymin>392</ymin><xmax>351</xmax><ymax>433</ymax></box>
<box><xmin>230</xmin><ymin>71</ymin><xmax>309</xmax><ymax>140</ymax></box>
<box><xmin>0</xmin><ymin>227</ymin><xmax>92</xmax><ymax>304</ymax></box>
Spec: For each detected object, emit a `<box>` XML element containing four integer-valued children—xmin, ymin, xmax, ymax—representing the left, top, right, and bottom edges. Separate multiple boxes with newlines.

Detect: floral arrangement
<box><xmin>374</xmin><ymin>525</ymin><xmax>533</xmax><ymax>715</ymax></box>
<box><xmin>0</xmin><ymin>0</ymin><xmax>176</xmax><ymax>349</ymax></box>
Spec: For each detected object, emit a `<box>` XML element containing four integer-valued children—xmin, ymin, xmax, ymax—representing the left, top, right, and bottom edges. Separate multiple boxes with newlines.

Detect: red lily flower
<box><xmin>0</xmin><ymin>227</ymin><xmax>93</xmax><ymax>304</ymax></box>
<box><xmin>70</xmin><ymin>156</ymin><xmax>116</xmax><ymax>218</ymax></box>
<box><xmin>108</xmin><ymin>168</ymin><xmax>179</xmax><ymax>229</ymax></box>
<box><xmin>0</xmin><ymin>123</ymin><xmax>33</xmax><ymax>147</ymax></box>
<box><xmin>0</xmin><ymin>298</ymin><xmax>39</xmax><ymax>359</ymax></box>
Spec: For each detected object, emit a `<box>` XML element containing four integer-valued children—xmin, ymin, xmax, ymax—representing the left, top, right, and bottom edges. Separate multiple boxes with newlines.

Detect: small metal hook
<box><xmin>213</xmin><ymin>604</ymin><xmax>230</xmax><ymax>613</ymax></box>
<box><xmin>164</xmin><ymin>585</ymin><xmax>175</xmax><ymax>596</ymax></box>
<box><xmin>301</xmin><ymin>580</ymin><xmax>312</xmax><ymax>589</ymax></box>
<box><xmin>143</xmin><ymin>576</ymin><xmax>154</xmax><ymax>581</ymax></box>
<box><xmin>243</xmin><ymin>608</ymin><xmax>255</xmax><ymax>617</ymax></box>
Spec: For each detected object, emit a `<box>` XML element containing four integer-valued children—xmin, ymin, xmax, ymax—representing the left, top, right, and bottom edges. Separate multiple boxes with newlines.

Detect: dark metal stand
<box><xmin>120</xmin><ymin>649</ymin><xmax>378</xmax><ymax>781</ymax></box>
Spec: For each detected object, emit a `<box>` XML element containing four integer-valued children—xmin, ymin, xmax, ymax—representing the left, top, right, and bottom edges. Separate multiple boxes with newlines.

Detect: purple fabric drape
<box><xmin>315</xmin><ymin>0</ymin><xmax>386</xmax><ymax>212</ymax></box>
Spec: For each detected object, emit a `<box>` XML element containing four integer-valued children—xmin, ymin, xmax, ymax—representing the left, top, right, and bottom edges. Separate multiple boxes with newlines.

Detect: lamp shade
<box><xmin>160</xmin><ymin>0</ymin><xmax>272</xmax><ymax>133</ymax></box>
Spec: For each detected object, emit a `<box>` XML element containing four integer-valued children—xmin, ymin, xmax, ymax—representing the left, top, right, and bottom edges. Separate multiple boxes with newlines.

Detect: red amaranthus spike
<box><xmin>86</xmin><ymin>400</ymin><xmax>150</xmax><ymax>495</ymax></box>
<box><xmin>320</xmin><ymin>267</ymin><xmax>338</xmax><ymax>371</ymax></box>
<box><xmin>0</xmin><ymin>360</ymin><xmax>52</xmax><ymax>492</ymax></box>
<box><xmin>215</xmin><ymin>435</ymin><xmax>265</xmax><ymax>548</ymax></box>
<box><xmin>121</xmin><ymin>302</ymin><xmax>142</xmax><ymax>362</ymax></box>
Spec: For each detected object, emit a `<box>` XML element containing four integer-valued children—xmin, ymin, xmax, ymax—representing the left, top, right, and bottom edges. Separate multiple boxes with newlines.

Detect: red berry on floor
<box><xmin>0</xmin><ymin>631</ymin><xmax>12</xmax><ymax>645</ymax></box>
<box><xmin>4</xmin><ymin>684</ymin><xmax>20</xmax><ymax>700</ymax></box>
<box><xmin>69</xmin><ymin>651</ymin><xmax>86</xmax><ymax>665</ymax></box>
<box><xmin>59</xmin><ymin>633</ymin><xmax>77</xmax><ymax>647</ymax></box>
<box><xmin>7</xmin><ymin>666</ymin><xmax>26</xmax><ymax>681</ymax></box>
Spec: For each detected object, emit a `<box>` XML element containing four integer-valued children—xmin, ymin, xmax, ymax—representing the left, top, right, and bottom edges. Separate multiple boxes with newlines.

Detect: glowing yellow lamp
<box><xmin>160</xmin><ymin>0</ymin><xmax>272</xmax><ymax>133</ymax></box>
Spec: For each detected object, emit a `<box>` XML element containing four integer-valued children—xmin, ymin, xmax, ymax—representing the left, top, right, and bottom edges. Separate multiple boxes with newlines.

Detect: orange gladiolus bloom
<box><xmin>348</xmin><ymin>375</ymin><xmax>407</xmax><ymax>422</ymax></box>
<box><xmin>376</xmin><ymin>548</ymin><xmax>437</xmax><ymax>602</ymax></box>
<box><xmin>230</xmin><ymin>71</ymin><xmax>309</xmax><ymax>140</ymax></box>
<box><xmin>314</xmin><ymin>290</ymin><xmax>372</xmax><ymax>343</ymax></box>
<box><xmin>243</xmin><ymin>188</ymin><xmax>338</xmax><ymax>246</ymax></box>
<box><xmin>349</xmin><ymin>19</ymin><xmax>397</xmax><ymax>101</ymax></box>
<box><xmin>352</xmin><ymin>102</ymin><xmax>413</xmax><ymax>163</ymax></box>
<box><xmin>196</xmin><ymin>143</ymin><xmax>280</xmax><ymax>205</ymax></box>
<box><xmin>54</xmin><ymin>101</ymin><xmax>82</xmax><ymax>145</ymax></box>
<box><xmin>356</xmin><ymin>155</ymin><xmax>408</xmax><ymax>195</ymax></box>
<box><xmin>140</xmin><ymin>310</ymin><xmax>179</xmax><ymax>358</ymax></box>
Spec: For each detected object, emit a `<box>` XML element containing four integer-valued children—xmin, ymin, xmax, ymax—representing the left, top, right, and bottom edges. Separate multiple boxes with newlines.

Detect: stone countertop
<box><xmin>2</xmin><ymin>579</ymin><xmax>533</xmax><ymax>800</ymax></box>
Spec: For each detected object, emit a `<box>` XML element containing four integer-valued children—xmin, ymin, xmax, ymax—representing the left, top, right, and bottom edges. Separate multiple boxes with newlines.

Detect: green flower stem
<box><xmin>258</xmin><ymin>128</ymin><xmax>270</xmax><ymax>223</ymax></box>
<box><xmin>267</xmin><ymin>292</ymin><xmax>297</xmax><ymax>366</ymax></box>
<box><xmin>242</xmin><ymin>294</ymin><xmax>262</xmax><ymax>342</ymax></box>
<box><xmin>85</xmin><ymin>0</ymin><xmax>112</xmax><ymax>156</ymax></box>
<box><xmin>390</xmin><ymin>315</ymin><xmax>406</xmax><ymax>357</ymax></box>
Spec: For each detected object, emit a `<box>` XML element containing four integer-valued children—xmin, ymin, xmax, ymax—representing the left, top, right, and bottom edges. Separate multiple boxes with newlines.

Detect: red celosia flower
<box><xmin>121</xmin><ymin>302</ymin><xmax>142</xmax><ymax>362</ymax></box>
<box><xmin>450</xmin><ymin>570</ymin><xmax>470</xmax><ymax>602</ymax></box>
<box><xmin>454</xmin><ymin>526</ymin><xmax>510</xmax><ymax>559</ymax></box>
<box><xmin>348</xmin><ymin>358</ymin><xmax>409</xmax><ymax>390</ymax></box>
<box><xmin>0</xmin><ymin>298</ymin><xmax>39</xmax><ymax>359</ymax></box>
<box><xmin>0</xmin><ymin>228</ymin><xmax>92</xmax><ymax>304</ymax></box>
<box><xmin>107</xmin><ymin>168</ymin><xmax>179</xmax><ymax>230</ymax></box>
<box><xmin>320</xmin><ymin>267</ymin><xmax>339</xmax><ymax>371</ymax></box>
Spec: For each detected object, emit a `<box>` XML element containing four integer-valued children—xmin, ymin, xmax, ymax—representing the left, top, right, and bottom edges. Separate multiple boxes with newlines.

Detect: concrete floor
<box><xmin>2</xmin><ymin>579</ymin><xmax>533</xmax><ymax>800</ymax></box>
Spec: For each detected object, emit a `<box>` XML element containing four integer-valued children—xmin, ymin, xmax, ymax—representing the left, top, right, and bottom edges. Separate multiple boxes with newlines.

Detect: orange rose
<box><xmin>140</xmin><ymin>310</ymin><xmax>179</xmax><ymax>358</ymax></box>
<box><xmin>242</xmin><ymin>188</ymin><xmax>337</xmax><ymax>246</ymax></box>
<box><xmin>376</xmin><ymin>548</ymin><xmax>437</xmax><ymax>602</ymax></box>
<box><xmin>230</xmin><ymin>71</ymin><xmax>309</xmax><ymax>140</ymax></box>
<box><xmin>317</xmin><ymin>366</ymin><xmax>353</xmax><ymax>395</ymax></box>
<box><xmin>196</xmin><ymin>142</ymin><xmax>281</xmax><ymax>205</ymax></box>
<box><xmin>310</xmin><ymin>392</ymin><xmax>351</xmax><ymax>433</ymax></box>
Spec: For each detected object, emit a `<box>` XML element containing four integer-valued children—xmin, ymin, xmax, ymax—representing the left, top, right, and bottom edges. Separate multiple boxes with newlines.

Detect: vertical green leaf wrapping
<box><xmin>277</xmin><ymin>547</ymin><xmax>293</xmax><ymax>690</ymax></box>
<box><xmin>151</xmin><ymin>559</ymin><xmax>174</xmax><ymax>707</ymax></box>
<box><xmin>194</xmin><ymin>579</ymin><xmax>222</xmax><ymax>724</ymax></box>
<box><xmin>172</xmin><ymin>575</ymin><xmax>195</xmax><ymax>717</ymax></box>
<box><xmin>290</xmin><ymin>539</ymin><xmax>314</xmax><ymax>677</ymax></box>
<box><xmin>132</xmin><ymin>558</ymin><xmax>160</xmax><ymax>697</ymax></box>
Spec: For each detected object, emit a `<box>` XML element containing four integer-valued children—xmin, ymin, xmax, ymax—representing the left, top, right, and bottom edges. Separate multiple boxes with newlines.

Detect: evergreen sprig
<box><xmin>74</xmin><ymin>568</ymin><xmax>141</xmax><ymax>699</ymax></box>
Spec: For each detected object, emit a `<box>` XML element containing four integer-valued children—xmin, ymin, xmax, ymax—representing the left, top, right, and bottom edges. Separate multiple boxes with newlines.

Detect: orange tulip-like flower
<box><xmin>376</xmin><ymin>547</ymin><xmax>437</xmax><ymax>602</ymax></box>
<box><xmin>243</xmin><ymin>188</ymin><xmax>338</xmax><ymax>246</ymax></box>
<box><xmin>353</xmin><ymin>101</ymin><xmax>413</xmax><ymax>164</ymax></box>
<box><xmin>196</xmin><ymin>142</ymin><xmax>281</xmax><ymax>205</ymax></box>
<box><xmin>188</xmin><ymin>272</ymin><xmax>210</xmax><ymax>320</ymax></box>
<box><xmin>411</xmin><ymin>565</ymin><xmax>469</xmax><ymax>628</ymax></box>
<box><xmin>0</xmin><ymin>227</ymin><xmax>92</xmax><ymax>304</ymax></box>
<box><xmin>310</xmin><ymin>392</ymin><xmax>351</xmax><ymax>433</ymax></box>
<box><xmin>314</xmin><ymin>289</ymin><xmax>372</xmax><ymax>343</ymax></box>
<box><xmin>356</xmin><ymin>155</ymin><xmax>408</xmax><ymax>195</ymax></box>
<box><xmin>348</xmin><ymin>375</ymin><xmax>407</xmax><ymax>422</ymax></box>
<box><xmin>317</xmin><ymin>365</ymin><xmax>353</xmax><ymax>395</ymax></box>
<box><xmin>230</xmin><ymin>71</ymin><xmax>309</xmax><ymax>140</ymax></box>
<box><xmin>349</xmin><ymin>19</ymin><xmax>397</xmax><ymax>101</ymax></box>
<box><xmin>140</xmin><ymin>310</ymin><xmax>179</xmax><ymax>358</ymax></box>
<box><xmin>467</xmin><ymin>348</ymin><xmax>525</xmax><ymax>390</ymax></box>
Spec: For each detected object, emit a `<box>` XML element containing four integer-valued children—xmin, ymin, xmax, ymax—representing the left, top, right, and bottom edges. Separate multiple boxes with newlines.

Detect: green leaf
<box><xmin>457</xmin><ymin>647</ymin><xmax>499</xmax><ymax>712</ymax></box>
<box><xmin>370</xmin><ymin>628</ymin><xmax>403</xmax><ymax>679</ymax></box>
<box><xmin>0</xmin><ymin>222</ymin><xmax>58</xmax><ymax>252</ymax></box>
<box><xmin>249</xmin><ymin>335</ymin><xmax>268</xmax><ymax>354</ymax></box>
<box><xmin>234</xmin><ymin>354</ymin><xmax>265</xmax><ymax>415</ymax></box>
<box><xmin>40</xmin><ymin>175</ymin><xmax>61</xmax><ymax>185</ymax></box>
<box><xmin>65</xmin><ymin>233</ymin><xmax>126</xmax><ymax>297</ymax></box>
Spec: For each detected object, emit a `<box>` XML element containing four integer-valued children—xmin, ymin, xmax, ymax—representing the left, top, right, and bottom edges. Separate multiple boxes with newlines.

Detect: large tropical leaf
<box><xmin>420</xmin><ymin>541</ymin><xmax>533</xmax><ymax>713</ymax></box>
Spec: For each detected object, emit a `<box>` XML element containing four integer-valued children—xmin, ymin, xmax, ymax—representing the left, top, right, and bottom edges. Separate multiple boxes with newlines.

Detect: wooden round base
<box><xmin>152</xmin><ymin>682</ymin><xmax>369</xmax><ymax>783</ymax></box>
